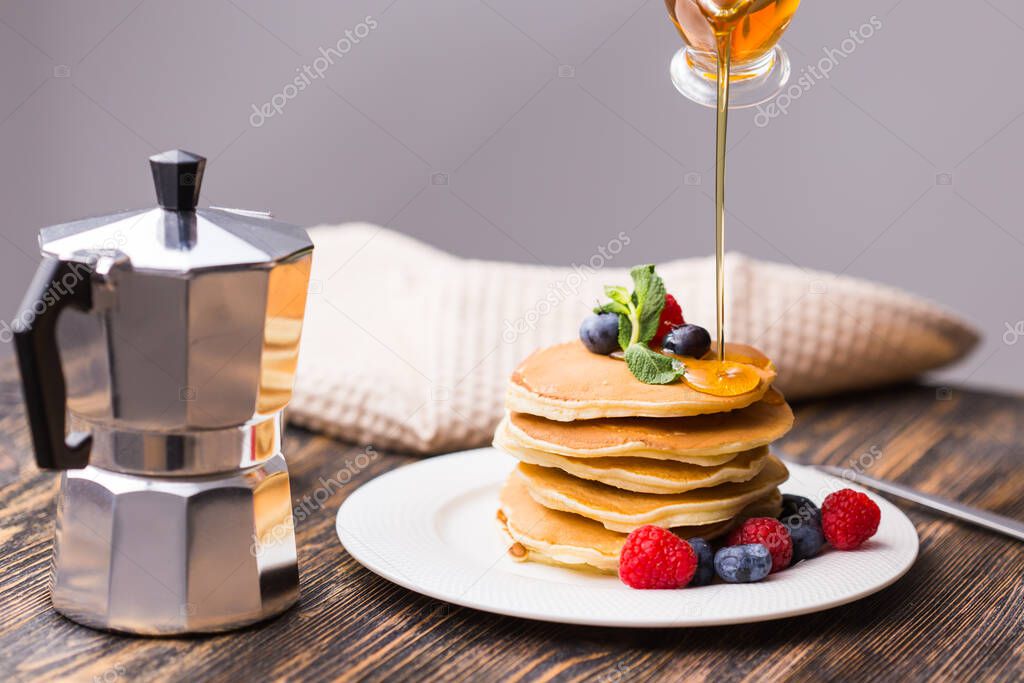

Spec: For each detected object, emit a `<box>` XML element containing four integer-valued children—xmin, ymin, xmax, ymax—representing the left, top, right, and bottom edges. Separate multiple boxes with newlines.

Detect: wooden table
<box><xmin>1</xmin><ymin>367</ymin><xmax>1022</xmax><ymax>682</ymax></box>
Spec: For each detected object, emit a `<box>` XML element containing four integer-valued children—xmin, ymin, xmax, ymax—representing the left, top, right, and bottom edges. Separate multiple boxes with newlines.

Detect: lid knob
<box><xmin>149</xmin><ymin>149</ymin><xmax>205</xmax><ymax>211</ymax></box>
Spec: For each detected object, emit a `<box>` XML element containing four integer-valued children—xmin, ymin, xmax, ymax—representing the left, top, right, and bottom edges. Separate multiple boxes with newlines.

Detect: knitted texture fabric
<box><xmin>289</xmin><ymin>224</ymin><xmax>978</xmax><ymax>454</ymax></box>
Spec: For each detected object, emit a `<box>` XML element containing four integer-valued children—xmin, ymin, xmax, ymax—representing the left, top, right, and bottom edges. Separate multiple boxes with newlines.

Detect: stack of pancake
<box><xmin>494</xmin><ymin>340</ymin><xmax>793</xmax><ymax>573</ymax></box>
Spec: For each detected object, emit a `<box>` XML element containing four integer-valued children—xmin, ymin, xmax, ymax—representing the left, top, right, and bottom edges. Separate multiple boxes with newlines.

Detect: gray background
<box><xmin>0</xmin><ymin>0</ymin><xmax>1020</xmax><ymax>392</ymax></box>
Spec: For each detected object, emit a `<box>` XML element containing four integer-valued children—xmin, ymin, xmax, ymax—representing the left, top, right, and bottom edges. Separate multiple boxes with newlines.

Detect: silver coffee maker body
<box><xmin>13</xmin><ymin>150</ymin><xmax>313</xmax><ymax>634</ymax></box>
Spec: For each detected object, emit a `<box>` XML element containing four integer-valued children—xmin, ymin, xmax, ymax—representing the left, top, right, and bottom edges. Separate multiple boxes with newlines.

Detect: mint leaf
<box><xmin>624</xmin><ymin>344</ymin><xmax>684</xmax><ymax>385</ymax></box>
<box><xmin>638</xmin><ymin>280</ymin><xmax>666</xmax><ymax>342</ymax></box>
<box><xmin>629</xmin><ymin>265</ymin><xmax>655</xmax><ymax>302</ymax></box>
<box><xmin>604</xmin><ymin>285</ymin><xmax>631</xmax><ymax>308</ymax></box>
<box><xmin>595</xmin><ymin>301</ymin><xmax>629</xmax><ymax>316</ymax></box>
<box><xmin>630</xmin><ymin>265</ymin><xmax>666</xmax><ymax>345</ymax></box>
<box><xmin>592</xmin><ymin>264</ymin><xmax>668</xmax><ymax>353</ymax></box>
<box><xmin>617</xmin><ymin>315</ymin><xmax>633</xmax><ymax>352</ymax></box>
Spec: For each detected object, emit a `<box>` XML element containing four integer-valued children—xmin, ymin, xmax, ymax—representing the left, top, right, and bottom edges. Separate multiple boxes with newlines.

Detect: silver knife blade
<box><xmin>813</xmin><ymin>464</ymin><xmax>1024</xmax><ymax>543</ymax></box>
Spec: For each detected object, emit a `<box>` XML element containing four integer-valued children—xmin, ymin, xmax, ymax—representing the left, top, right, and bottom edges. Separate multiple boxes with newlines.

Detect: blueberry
<box><xmin>687</xmin><ymin>537</ymin><xmax>715</xmax><ymax>586</ymax></box>
<box><xmin>662</xmin><ymin>324</ymin><xmax>711</xmax><ymax>358</ymax></box>
<box><xmin>779</xmin><ymin>494</ymin><xmax>822</xmax><ymax>529</ymax></box>
<box><xmin>714</xmin><ymin>544</ymin><xmax>772</xmax><ymax>583</ymax></box>
<box><xmin>579</xmin><ymin>313</ymin><xmax>620</xmax><ymax>355</ymax></box>
<box><xmin>786</xmin><ymin>520</ymin><xmax>825</xmax><ymax>563</ymax></box>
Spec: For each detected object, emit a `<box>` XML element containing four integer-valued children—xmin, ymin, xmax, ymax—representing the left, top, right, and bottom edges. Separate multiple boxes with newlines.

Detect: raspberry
<box><xmin>821</xmin><ymin>489</ymin><xmax>881</xmax><ymax>550</ymax></box>
<box><xmin>618</xmin><ymin>525</ymin><xmax>697</xmax><ymax>589</ymax></box>
<box><xmin>651</xmin><ymin>294</ymin><xmax>684</xmax><ymax>346</ymax></box>
<box><xmin>727</xmin><ymin>517</ymin><xmax>793</xmax><ymax>572</ymax></box>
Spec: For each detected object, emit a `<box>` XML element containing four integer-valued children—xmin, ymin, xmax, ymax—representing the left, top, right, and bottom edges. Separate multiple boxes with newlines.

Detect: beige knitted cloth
<box><xmin>289</xmin><ymin>224</ymin><xmax>978</xmax><ymax>454</ymax></box>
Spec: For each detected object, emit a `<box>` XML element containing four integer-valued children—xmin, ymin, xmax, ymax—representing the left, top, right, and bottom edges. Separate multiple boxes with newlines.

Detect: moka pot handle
<box><xmin>12</xmin><ymin>257</ymin><xmax>94</xmax><ymax>470</ymax></box>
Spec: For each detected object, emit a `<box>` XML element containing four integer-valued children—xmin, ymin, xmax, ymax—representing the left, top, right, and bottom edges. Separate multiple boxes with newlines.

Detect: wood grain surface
<box><xmin>0</xmin><ymin>365</ymin><xmax>1022</xmax><ymax>682</ymax></box>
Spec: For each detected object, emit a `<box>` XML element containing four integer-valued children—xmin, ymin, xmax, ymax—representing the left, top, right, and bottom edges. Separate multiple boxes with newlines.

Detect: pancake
<box><xmin>507</xmin><ymin>341</ymin><xmax>777</xmax><ymax>421</ymax></box>
<box><xmin>515</xmin><ymin>456</ymin><xmax>789</xmax><ymax>532</ymax></box>
<box><xmin>495</xmin><ymin>419</ymin><xmax>770</xmax><ymax>494</ymax></box>
<box><xmin>504</xmin><ymin>388</ymin><xmax>792</xmax><ymax>461</ymax></box>
<box><xmin>498</xmin><ymin>475</ymin><xmax>783</xmax><ymax>573</ymax></box>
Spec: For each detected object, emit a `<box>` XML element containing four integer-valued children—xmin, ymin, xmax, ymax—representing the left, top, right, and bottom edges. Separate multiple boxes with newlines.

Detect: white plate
<box><xmin>336</xmin><ymin>448</ymin><xmax>918</xmax><ymax>628</ymax></box>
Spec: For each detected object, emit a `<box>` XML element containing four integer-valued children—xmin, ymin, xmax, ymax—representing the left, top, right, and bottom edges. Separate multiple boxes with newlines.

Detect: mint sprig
<box><xmin>624</xmin><ymin>344</ymin><xmax>685</xmax><ymax>385</ymax></box>
<box><xmin>592</xmin><ymin>264</ymin><xmax>678</xmax><ymax>385</ymax></box>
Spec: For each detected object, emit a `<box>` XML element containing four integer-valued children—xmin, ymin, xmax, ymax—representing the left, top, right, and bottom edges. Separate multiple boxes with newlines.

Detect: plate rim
<box><xmin>336</xmin><ymin>448</ymin><xmax>919</xmax><ymax>628</ymax></box>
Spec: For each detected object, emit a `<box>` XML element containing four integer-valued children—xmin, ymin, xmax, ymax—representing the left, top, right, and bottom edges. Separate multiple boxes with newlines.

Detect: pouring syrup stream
<box><xmin>713</xmin><ymin>30</ymin><xmax>730</xmax><ymax>362</ymax></box>
<box><xmin>695</xmin><ymin>0</ymin><xmax>757</xmax><ymax>362</ymax></box>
